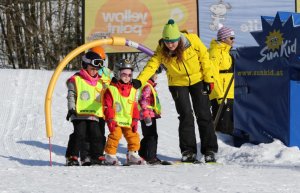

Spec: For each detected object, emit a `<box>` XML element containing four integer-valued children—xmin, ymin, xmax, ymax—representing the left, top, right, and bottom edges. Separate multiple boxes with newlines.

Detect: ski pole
<box><xmin>213</xmin><ymin>74</ymin><xmax>234</xmax><ymax>130</ymax></box>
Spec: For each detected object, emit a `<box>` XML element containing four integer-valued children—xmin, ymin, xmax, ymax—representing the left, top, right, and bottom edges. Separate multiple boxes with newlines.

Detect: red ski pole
<box><xmin>48</xmin><ymin>137</ymin><xmax>52</xmax><ymax>166</ymax></box>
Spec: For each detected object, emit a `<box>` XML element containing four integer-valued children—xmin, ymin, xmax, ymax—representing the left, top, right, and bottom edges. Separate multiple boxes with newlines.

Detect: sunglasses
<box><xmin>120</xmin><ymin>73</ymin><xmax>132</xmax><ymax>78</ymax></box>
<box><xmin>229</xmin><ymin>37</ymin><xmax>235</xmax><ymax>40</ymax></box>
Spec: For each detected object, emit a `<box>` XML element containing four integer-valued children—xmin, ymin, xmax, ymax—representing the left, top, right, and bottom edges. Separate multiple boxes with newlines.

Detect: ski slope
<box><xmin>0</xmin><ymin>69</ymin><xmax>300</xmax><ymax>193</ymax></box>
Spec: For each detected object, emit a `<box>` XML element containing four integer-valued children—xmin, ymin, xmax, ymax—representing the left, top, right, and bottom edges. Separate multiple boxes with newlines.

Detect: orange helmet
<box><xmin>89</xmin><ymin>46</ymin><xmax>106</xmax><ymax>60</ymax></box>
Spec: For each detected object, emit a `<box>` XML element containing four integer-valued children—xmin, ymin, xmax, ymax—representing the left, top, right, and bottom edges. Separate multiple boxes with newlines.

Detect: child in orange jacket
<box><xmin>103</xmin><ymin>59</ymin><xmax>145</xmax><ymax>165</ymax></box>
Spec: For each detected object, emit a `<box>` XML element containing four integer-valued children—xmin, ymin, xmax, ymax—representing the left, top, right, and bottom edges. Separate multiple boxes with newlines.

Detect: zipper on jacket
<box><xmin>177</xmin><ymin>62</ymin><xmax>181</xmax><ymax>70</ymax></box>
<box><xmin>181</xmin><ymin>61</ymin><xmax>191</xmax><ymax>85</ymax></box>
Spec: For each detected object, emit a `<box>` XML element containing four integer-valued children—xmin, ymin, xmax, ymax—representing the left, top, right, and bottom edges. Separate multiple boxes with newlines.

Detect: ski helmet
<box><xmin>82</xmin><ymin>51</ymin><xmax>104</xmax><ymax>69</ymax></box>
<box><xmin>118</xmin><ymin>59</ymin><xmax>134</xmax><ymax>71</ymax></box>
<box><xmin>89</xmin><ymin>46</ymin><xmax>106</xmax><ymax>60</ymax></box>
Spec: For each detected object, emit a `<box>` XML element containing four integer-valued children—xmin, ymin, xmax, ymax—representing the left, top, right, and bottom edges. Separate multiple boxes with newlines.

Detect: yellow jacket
<box><xmin>208</xmin><ymin>39</ymin><xmax>234</xmax><ymax>101</ymax></box>
<box><xmin>137</xmin><ymin>33</ymin><xmax>213</xmax><ymax>86</ymax></box>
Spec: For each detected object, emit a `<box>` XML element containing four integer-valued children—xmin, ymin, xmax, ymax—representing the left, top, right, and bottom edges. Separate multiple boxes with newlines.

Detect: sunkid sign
<box><xmin>258</xmin><ymin>37</ymin><xmax>297</xmax><ymax>63</ymax></box>
<box><xmin>251</xmin><ymin>12</ymin><xmax>300</xmax><ymax>64</ymax></box>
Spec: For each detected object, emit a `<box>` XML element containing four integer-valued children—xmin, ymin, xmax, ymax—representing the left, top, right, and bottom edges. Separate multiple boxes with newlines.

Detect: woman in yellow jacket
<box><xmin>209</xmin><ymin>26</ymin><xmax>235</xmax><ymax>135</ymax></box>
<box><xmin>133</xmin><ymin>19</ymin><xmax>218</xmax><ymax>163</ymax></box>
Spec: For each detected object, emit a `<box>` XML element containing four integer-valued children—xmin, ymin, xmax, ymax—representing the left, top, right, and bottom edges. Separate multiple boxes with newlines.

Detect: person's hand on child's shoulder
<box><xmin>132</xmin><ymin>79</ymin><xmax>141</xmax><ymax>89</ymax></box>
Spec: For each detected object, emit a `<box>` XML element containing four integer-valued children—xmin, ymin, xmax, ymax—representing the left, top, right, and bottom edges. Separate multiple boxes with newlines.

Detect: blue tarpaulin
<box><xmin>234</xmin><ymin>12</ymin><xmax>300</xmax><ymax>147</ymax></box>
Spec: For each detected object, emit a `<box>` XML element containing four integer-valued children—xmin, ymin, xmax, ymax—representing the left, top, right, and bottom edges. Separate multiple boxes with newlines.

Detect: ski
<box><xmin>120</xmin><ymin>160</ymin><xmax>172</xmax><ymax>166</ymax></box>
<box><xmin>160</xmin><ymin>160</ymin><xmax>173</xmax><ymax>165</ymax></box>
<box><xmin>170</xmin><ymin>160</ymin><xmax>204</xmax><ymax>165</ymax></box>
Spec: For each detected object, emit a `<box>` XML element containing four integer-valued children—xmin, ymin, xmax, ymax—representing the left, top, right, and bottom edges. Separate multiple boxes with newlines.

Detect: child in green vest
<box><xmin>65</xmin><ymin>51</ymin><xmax>107</xmax><ymax>166</ymax></box>
<box><xmin>138</xmin><ymin>68</ymin><xmax>163</xmax><ymax>165</ymax></box>
<box><xmin>103</xmin><ymin>59</ymin><xmax>145</xmax><ymax>165</ymax></box>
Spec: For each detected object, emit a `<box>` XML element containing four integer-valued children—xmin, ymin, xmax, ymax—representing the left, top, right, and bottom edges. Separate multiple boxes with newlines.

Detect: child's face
<box><xmin>119</xmin><ymin>69</ymin><xmax>132</xmax><ymax>83</ymax></box>
<box><xmin>86</xmin><ymin>65</ymin><xmax>100</xmax><ymax>77</ymax></box>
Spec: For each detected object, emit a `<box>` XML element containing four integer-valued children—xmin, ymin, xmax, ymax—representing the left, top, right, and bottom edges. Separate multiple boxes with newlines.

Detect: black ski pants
<box><xmin>211</xmin><ymin>98</ymin><xmax>234</xmax><ymax>135</ymax></box>
<box><xmin>138</xmin><ymin>118</ymin><xmax>158</xmax><ymax>161</ymax></box>
<box><xmin>65</xmin><ymin>118</ymin><xmax>106</xmax><ymax>160</ymax></box>
<box><xmin>169</xmin><ymin>81</ymin><xmax>218</xmax><ymax>155</ymax></box>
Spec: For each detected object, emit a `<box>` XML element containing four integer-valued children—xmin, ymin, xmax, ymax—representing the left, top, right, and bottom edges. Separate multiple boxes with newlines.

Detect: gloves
<box><xmin>66</xmin><ymin>109</ymin><xmax>76</xmax><ymax>121</ymax></box>
<box><xmin>107</xmin><ymin>119</ymin><xmax>117</xmax><ymax>132</ymax></box>
<box><xmin>202</xmin><ymin>82</ymin><xmax>214</xmax><ymax>95</ymax></box>
<box><xmin>144</xmin><ymin>117</ymin><xmax>152</xmax><ymax>126</ymax></box>
<box><xmin>132</xmin><ymin>79</ymin><xmax>142</xmax><ymax>89</ymax></box>
<box><xmin>111</xmin><ymin>77</ymin><xmax>118</xmax><ymax>84</ymax></box>
<box><xmin>131</xmin><ymin>119</ymin><xmax>139</xmax><ymax>133</ymax></box>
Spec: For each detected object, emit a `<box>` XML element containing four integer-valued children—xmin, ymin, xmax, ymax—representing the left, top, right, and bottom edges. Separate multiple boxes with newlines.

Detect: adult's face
<box><xmin>164</xmin><ymin>41</ymin><xmax>179</xmax><ymax>51</ymax></box>
<box><xmin>222</xmin><ymin>36</ymin><xmax>235</xmax><ymax>47</ymax></box>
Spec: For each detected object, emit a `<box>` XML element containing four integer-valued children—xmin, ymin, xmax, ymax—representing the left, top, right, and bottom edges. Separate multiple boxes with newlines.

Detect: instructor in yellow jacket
<box><xmin>133</xmin><ymin>19</ymin><xmax>218</xmax><ymax>163</ymax></box>
<box><xmin>209</xmin><ymin>26</ymin><xmax>235</xmax><ymax>135</ymax></box>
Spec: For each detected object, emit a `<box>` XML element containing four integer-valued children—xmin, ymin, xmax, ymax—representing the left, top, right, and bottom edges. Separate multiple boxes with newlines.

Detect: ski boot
<box><xmin>66</xmin><ymin>156</ymin><xmax>80</xmax><ymax>166</ymax></box>
<box><xmin>104</xmin><ymin>154</ymin><xmax>121</xmax><ymax>166</ymax></box>
<box><xmin>181</xmin><ymin>150</ymin><xmax>196</xmax><ymax>163</ymax></box>
<box><xmin>81</xmin><ymin>156</ymin><xmax>91</xmax><ymax>166</ymax></box>
<box><xmin>91</xmin><ymin>155</ymin><xmax>106</xmax><ymax>166</ymax></box>
<box><xmin>126</xmin><ymin>151</ymin><xmax>146</xmax><ymax>165</ymax></box>
<box><xmin>204</xmin><ymin>151</ymin><xmax>216</xmax><ymax>163</ymax></box>
<box><xmin>147</xmin><ymin>157</ymin><xmax>162</xmax><ymax>165</ymax></box>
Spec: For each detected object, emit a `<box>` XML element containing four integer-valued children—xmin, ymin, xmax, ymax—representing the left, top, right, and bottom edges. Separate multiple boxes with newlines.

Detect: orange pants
<box><xmin>105</xmin><ymin>126</ymin><xmax>140</xmax><ymax>155</ymax></box>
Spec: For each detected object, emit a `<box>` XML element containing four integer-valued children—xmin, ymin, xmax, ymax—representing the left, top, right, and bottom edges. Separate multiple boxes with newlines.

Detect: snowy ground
<box><xmin>0</xmin><ymin>69</ymin><xmax>300</xmax><ymax>193</ymax></box>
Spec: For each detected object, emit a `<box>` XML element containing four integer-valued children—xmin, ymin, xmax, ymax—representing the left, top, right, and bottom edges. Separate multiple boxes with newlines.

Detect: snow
<box><xmin>1</xmin><ymin>69</ymin><xmax>300</xmax><ymax>193</ymax></box>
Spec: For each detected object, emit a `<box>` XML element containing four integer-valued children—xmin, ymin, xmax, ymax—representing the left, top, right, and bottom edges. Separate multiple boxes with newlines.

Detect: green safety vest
<box><xmin>75</xmin><ymin>76</ymin><xmax>104</xmax><ymax>117</ymax></box>
<box><xmin>108</xmin><ymin>85</ymin><xmax>137</xmax><ymax>128</ymax></box>
<box><xmin>138</xmin><ymin>82</ymin><xmax>161</xmax><ymax>115</ymax></box>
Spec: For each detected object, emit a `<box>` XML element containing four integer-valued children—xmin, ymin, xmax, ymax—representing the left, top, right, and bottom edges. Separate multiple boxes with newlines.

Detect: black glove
<box><xmin>202</xmin><ymin>82</ymin><xmax>214</xmax><ymax>95</ymax></box>
<box><xmin>132</xmin><ymin>79</ymin><xmax>142</xmax><ymax>89</ymax></box>
<box><xmin>66</xmin><ymin>109</ymin><xmax>76</xmax><ymax>121</ymax></box>
<box><xmin>111</xmin><ymin>77</ymin><xmax>118</xmax><ymax>84</ymax></box>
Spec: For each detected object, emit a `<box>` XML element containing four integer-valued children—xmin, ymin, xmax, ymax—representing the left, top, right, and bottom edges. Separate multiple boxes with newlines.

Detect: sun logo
<box><xmin>265</xmin><ymin>30</ymin><xmax>284</xmax><ymax>51</ymax></box>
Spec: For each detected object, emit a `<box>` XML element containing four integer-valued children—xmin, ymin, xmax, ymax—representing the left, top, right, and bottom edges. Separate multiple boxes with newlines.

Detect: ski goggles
<box><xmin>82</xmin><ymin>55</ymin><xmax>104</xmax><ymax>68</ymax></box>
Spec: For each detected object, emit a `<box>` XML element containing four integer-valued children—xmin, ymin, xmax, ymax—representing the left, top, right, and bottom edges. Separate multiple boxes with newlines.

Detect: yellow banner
<box><xmin>85</xmin><ymin>0</ymin><xmax>198</xmax><ymax>53</ymax></box>
<box><xmin>297</xmin><ymin>0</ymin><xmax>300</xmax><ymax>12</ymax></box>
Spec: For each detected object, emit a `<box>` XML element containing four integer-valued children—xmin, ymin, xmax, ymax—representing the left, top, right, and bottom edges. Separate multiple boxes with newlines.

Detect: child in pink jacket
<box><xmin>138</xmin><ymin>69</ymin><xmax>162</xmax><ymax>165</ymax></box>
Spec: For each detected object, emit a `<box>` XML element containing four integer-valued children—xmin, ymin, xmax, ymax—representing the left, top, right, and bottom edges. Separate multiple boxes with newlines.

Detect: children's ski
<box><xmin>123</xmin><ymin>160</ymin><xmax>173</xmax><ymax>166</ymax></box>
<box><xmin>169</xmin><ymin>160</ymin><xmax>204</xmax><ymax>165</ymax></box>
<box><xmin>160</xmin><ymin>160</ymin><xmax>173</xmax><ymax>165</ymax></box>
